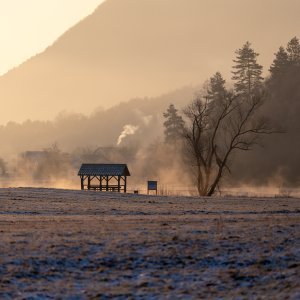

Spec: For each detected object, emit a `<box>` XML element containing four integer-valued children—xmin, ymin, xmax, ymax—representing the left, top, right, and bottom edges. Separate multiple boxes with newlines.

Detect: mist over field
<box><xmin>0</xmin><ymin>0</ymin><xmax>299</xmax><ymax>193</ymax></box>
<box><xmin>0</xmin><ymin>87</ymin><xmax>193</xmax><ymax>191</ymax></box>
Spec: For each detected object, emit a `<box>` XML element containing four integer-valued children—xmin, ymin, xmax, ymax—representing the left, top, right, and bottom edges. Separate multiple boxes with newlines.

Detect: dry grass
<box><xmin>0</xmin><ymin>188</ymin><xmax>299</xmax><ymax>299</ymax></box>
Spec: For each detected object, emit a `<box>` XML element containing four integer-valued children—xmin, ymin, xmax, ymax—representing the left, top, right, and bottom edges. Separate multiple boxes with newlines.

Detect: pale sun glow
<box><xmin>0</xmin><ymin>0</ymin><xmax>106</xmax><ymax>75</ymax></box>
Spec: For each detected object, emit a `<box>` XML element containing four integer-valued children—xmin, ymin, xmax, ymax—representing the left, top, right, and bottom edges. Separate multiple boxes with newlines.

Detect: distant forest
<box><xmin>231</xmin><ymin>37</ymin><xmax>300</xmax><ymax>187</ymax></box>
<box><xmin>1</xmin><ymin>37</ymin><xmax>300</xmax><ymax>189</ymax></box>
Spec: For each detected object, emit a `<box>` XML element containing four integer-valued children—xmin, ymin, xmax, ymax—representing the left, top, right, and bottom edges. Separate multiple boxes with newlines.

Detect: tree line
<box><xmin>163</xmin><ymin>37</ymin><xmax>300</xmax><ymax>196</ymax></box>
<box><xmin>1</xmin><ymin>38</ymin><xmax>299</xmax><ymax>193</ymax></box>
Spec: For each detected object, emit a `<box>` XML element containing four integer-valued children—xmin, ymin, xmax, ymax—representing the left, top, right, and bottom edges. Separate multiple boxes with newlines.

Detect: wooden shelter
<box><xmin>78</xmin><ymin>164</ymin><xmax>130</xmax><ymax>193</ymax></box>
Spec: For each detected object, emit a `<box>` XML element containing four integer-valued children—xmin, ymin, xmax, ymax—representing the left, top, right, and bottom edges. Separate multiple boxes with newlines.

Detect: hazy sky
<box><xmin>0</xmin><ymin>0</ymin><xmax>105</xmax><ymax>75</ymax></box>
<box><xmin>0</xmin><ymin>0</ymin><xmax>299</xmax><ymax>124</ymax></box>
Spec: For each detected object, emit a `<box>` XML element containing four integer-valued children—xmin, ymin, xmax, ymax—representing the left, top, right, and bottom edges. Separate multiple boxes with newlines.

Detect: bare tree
<box><xmin>183</xmin><ymin>91</ymin><xmax>276</xmax><ymax>196</ymax></box>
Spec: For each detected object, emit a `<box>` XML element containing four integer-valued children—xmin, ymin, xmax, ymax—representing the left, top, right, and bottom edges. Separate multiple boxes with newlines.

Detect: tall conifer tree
<box><xmin>163</xmin><ymin>104</ymin><xmax>185</xmax><ymax>143</ymax></box>
<box><xmin>232</xmin><ymin>41</ymin><xmax>263</xmax><ymax>96</ymax></box>
<box><xmin>286</xmin><ymin>36</ymin><xmax>300</xmax><ymax>65</ymax></box>
<box><xmin>269</xmin><ymin>46</ymin><xmax>289</xmax><ymax>80</ymax></box>
<box><xmin>207</xmin><ymin>72</ymin><xmax>227</xmax><ymax>101</ymax></box>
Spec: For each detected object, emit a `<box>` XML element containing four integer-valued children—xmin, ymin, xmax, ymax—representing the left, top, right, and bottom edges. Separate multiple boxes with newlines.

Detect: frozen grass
<box><xmin>0</xmin><ymin>187</ymin><xmax>299</xmax><ymax>299</ymax></box>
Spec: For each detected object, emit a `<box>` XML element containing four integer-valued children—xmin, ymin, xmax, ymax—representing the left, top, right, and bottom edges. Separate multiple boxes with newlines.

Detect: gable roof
<box><xmin>78</xmin><ymin>164</ymin><xmax>130</xmax><ymax>176</ymax></box>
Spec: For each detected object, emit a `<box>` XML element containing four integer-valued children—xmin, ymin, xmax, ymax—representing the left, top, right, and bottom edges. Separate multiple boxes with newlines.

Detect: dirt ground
<box><xmin>0</xmin><ymin>188</ymin><xmax>299</xmax><ymax>299</ymax></box>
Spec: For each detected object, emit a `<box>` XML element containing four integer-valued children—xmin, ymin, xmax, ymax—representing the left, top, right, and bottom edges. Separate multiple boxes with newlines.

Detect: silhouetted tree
<box><xmin>269</xmin><ymin>37</ymin><xmax>300</xmax><ymax>83</ymax></box>
<box><xmin>234</xmin><ymin>38</ymin><xmax>299</xmax><ymax>187</ymax></box>
<box><xmin>163</xmin><ymin>104</ymin><xmax>185</xmax><ymax>143</ymax></box>
<box><xmin>183</xmin><ymin>89</ymin><xmax>275</xmax><ymax>196</ymax></box>
<box><xmin>286</xmin><ymin>36</ymin><xmax>300</xmax><ymax>65</ymax></box>
<box><xmin>269</xmin><ymin>46</ymin><xmax>289</xmax><ymax>80</ymax></box>
<box><xmin>232</xmin><ymin>41</ymin><xmax>263</xmax><ymax>96</ymax></box>
<box><xmin>207</xmin><ymin>72</ymin><xmax>227</xmax><ymax>101</ymax></box>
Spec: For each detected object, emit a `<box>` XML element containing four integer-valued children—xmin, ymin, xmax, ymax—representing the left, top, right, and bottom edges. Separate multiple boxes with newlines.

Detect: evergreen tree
<box><xmin>286</xmin><ymin>36</ymin><xmax>300</xmax><ymax>65</ymax></box>
<box><xmin>207</xmin><ymin>72</ymin><xmax>227</xmax><ymax>100</ymax></box>
<box><xmin>163</xmin><ymin>104</ymin><xmax>185</xmax><ymax>143</ymax></box>
<box><xmin>269</xmin><ymin>46</ymin><xmax>289</xmax><ymax>79</ymax></box>
<box><xmin>268</xmin><ymin>37</ymin><xmax>300</xmax><ymax>84</ymax></box>
<box><xmin>232</xmin><ymin>41</ymin><xmax>263</xmax><ymax>96</ymax></box>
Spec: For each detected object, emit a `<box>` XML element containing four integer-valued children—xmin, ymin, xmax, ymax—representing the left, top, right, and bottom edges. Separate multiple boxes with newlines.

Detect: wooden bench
<box><xmin>89</xmin><ymin>185</ymin><xmax>121</xmax><ymax>192</ymax></box>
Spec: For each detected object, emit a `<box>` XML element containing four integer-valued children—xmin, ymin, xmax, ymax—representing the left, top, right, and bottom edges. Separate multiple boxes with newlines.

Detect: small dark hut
<box><xmin>78</xmin><ymin>164</ymin><xmax>130</xmax><ymax>193</ymax></box>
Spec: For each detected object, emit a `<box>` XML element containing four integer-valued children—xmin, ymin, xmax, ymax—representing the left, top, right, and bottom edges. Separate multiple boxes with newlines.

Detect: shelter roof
<box><xmin>78</xmin><ymin>164</ymin><xmax>130</xmax><ymax>176</ymax></box>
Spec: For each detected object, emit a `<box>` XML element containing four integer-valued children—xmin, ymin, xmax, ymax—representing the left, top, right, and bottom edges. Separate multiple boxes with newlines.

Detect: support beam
<box><xmin>88</xmin><ymin>176</ymin><xmax>91</xmax><ymax>190</ymax></box>
<box><xmin>81</xmin><ymin>176</ymin><xmax>84</xmax><ymax>190</ymax></box>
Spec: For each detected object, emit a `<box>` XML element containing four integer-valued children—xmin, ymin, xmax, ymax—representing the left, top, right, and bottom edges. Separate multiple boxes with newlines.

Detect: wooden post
<box><xmin>118</xmin><ymin>176</ymin><xmax>121</xmax><ymax>192</ymax></box>
<box><xmin>100</xmin><ymin>176</ymin><xmax>102</xmax><ymax>191</ymax></box>
<box><xmin>124</xmin><ymin>176</ymin><xmax>127</xmax><ymax>193</ymax></box>
<box><xmin>106</xmin><ymin>176</ymin><xmax>109</xmax><ymax>191</ymax></box>
<box><xmin>81</xmin><ymin>176</ymin><xmax>84</xmax><ymax>190</ymax></box>
<box><xmin>88</xmin><ymin>176</ymin><xmax>91</xmax><ymax>190</ymax></box>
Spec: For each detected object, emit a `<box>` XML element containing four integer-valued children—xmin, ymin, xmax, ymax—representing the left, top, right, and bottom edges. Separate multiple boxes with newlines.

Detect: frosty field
<box><xmin>0</xmin><ymin>188</ymin><xmax>299</xmax><ymax>299</ymax></box>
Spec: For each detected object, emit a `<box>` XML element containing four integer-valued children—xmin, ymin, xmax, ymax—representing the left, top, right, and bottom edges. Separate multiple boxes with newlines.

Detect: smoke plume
<box><xmin>117</xmin><ymin>125</ymin><xmax>139</xmax><ymax>145</ymax></box>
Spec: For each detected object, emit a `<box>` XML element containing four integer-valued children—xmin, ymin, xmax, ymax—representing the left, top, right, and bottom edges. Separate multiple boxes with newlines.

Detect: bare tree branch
<box><xmin>183</xmin><ymin>90</ymin><xmax>279</xmax><ymax>196</ymax></box>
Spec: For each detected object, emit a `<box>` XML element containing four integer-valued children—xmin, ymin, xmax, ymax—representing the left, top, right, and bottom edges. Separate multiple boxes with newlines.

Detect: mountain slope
<box><xmin>0</xmin><ymin>0</ymin><xmax>299</xmax><ymax>123</ymax></box>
